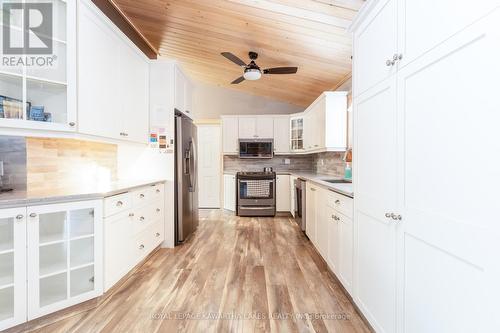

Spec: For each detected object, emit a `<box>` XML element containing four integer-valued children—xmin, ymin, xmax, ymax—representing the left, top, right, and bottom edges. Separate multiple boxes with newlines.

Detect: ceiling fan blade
<box><xmin>263</xmin><ymin>67</ymin><xmax>298</xmax><ymax>74</ymax></box>
<box><xmin>221</xmin><ymin>52</ymin><xmax>247</xmax><ymax>67</ymax></box>
<box><xmin>231</xmin><ymin>76</ymin><xmax>245</xmax><ymax>84</ymax></box>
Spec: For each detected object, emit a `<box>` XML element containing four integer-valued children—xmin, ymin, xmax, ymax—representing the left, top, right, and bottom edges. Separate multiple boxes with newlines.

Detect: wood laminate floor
<box><xmin>20</xmin><ymin>210</ymin><xmax>371</xmax><ymax>333</ymax></box>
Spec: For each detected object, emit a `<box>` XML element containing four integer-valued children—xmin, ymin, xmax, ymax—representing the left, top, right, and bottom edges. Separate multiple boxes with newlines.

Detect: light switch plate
<box><xmin>0</xmin><ymin>161</ymin><xmax>4</xmax><ymax>177</ymax></box>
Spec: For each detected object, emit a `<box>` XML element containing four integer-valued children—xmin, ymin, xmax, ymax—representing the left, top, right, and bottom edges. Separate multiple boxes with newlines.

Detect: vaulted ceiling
<box><xmin>112</xmin><ymin>0</ymin><xmax>364</xmax><ymax>107</ymax></box>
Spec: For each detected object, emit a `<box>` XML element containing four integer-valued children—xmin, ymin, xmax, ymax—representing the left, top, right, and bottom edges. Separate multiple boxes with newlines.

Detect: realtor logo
<box><xmin>2</xmin><ymin>2</ymin><xmax>53</xmax><ymax>55</ymax></box>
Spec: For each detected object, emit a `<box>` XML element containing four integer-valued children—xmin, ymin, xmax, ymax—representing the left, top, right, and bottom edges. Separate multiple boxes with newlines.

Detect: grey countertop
<box><xmin>224</xmin><ymin>170</ymin><xmax>353</xmax><ymax>198</ymax></box>
<box><xmin>0</xmin><ymin>179</ymin><xmax>168</xmax><ymax>208</ymax></box>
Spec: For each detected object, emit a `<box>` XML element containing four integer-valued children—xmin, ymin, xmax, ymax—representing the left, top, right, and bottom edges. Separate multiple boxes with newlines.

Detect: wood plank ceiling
<box><xmin>112</xmin><ymin>0</ymin><xmax>364</xmax><ymax>107</ymax></box>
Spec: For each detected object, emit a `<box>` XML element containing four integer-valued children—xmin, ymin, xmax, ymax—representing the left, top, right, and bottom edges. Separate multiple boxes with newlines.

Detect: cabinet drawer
<box><xmin>327</xmin><ymin>191</ymin><xmax>353</xmax><ymax>218</ymax></box>
<box><xmin>151</xmin><ymin>221</ymin><xmax>164</xmax><ymax>248</ymax></box>
<box><xmin>150</xmin><ymin>183</ymin><xmax>165</xmax><ymax>201</ymax></box>
<box><xmin>104</xmin><ymin>193</ymin><xmax>131</xmax><ymax>217</ymax></box>
<box><xmin>131</xmin><ymin>186</ymin><xmax>154</xmax><ymax>207</ymax></box>
<box><xmin>130</xmin><ymin>201</ymin><xmax>164</xmax><ymax>235</ymax></box>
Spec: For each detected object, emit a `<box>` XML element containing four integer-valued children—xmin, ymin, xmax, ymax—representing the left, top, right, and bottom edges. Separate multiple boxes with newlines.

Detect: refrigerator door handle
<box><xmin>189</xmin><ymin>138</ymin><xmax>197</xmax><ymax>192</ymax></box>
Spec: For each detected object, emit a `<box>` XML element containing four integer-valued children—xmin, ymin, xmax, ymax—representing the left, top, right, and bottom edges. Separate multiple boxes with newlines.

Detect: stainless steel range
<box><xmin>236</xmin><ymin>171</ymin><xmax>276</xmax><ymax>217</ymax></box>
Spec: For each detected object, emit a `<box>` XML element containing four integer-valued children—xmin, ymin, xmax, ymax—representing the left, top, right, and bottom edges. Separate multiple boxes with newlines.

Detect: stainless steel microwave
<box><xmin>239</xmin><ymin>139</ymin><xmax>274</xmax><ymax>159</ymax></box>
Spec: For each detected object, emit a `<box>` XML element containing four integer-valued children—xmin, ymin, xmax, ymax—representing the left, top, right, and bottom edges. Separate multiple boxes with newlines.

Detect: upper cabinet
<box><xmin>352</xmin><ymin>0</ymin><xmax>398</xmax><ymax>96</ymax></box>
<box><xmin>174</xmin><ymin>66</ymin><xmax>194</xmax><ymax>118</ymax></box>
<box><xmin>238</xmin><ymin>116</ymin><xmax>274</xmax><ymax>139</ymax></box>
<box><xmin>273</xmin><ymin>116</ymin><xmax>290</xmax><ymax>154</ymax></box>
<box><xmin>78</xmin><ymin>0</ymin><xmax>148</xmax><ymax>144</ymax></box>
<box><xmin>221</xmin><ymin>116</ymin><xmax>239</xmax><ymax>154</ymax></box>
<box><xmin>0</xmin><ymin>0</ymin><xmax>77</xmax><ymax>132</ymax></box>
<box><xmin>296</xmin><ymin>92</ymin><xmax>348</xmax><ymax>153</ymax></box>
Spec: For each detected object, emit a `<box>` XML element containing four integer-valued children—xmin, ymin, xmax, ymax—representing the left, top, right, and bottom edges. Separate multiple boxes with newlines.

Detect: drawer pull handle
<box><xmin>139</xmin><ymin>244</ymin><xmax>144</xmax><ymax>250</ymax></box>
<box><xmin>156</xmin><ymin>189</ymin><xmax>160</xmax><ymax>193</ymax></box>
<box><xmin>116</xmin><ymin>201</ymin><xmax>123</xmax><ymax>207</ymax></box>
<box><xmin>156</xmin><ymin>232</ymin><xmax>160</xmax><ymax>237</ymax></box>
<box><xmin>140</xmin><ymin>194</ymin><xmax>145</xmax><ymax>198</ymax></box>
<box><xmin>129</xmin><ymin>213</ymin><xmax>135</xmax><ymax>217</ymax></box>
<box><xmin>156</xmin><ymin>208</ymin><xmax>161</xmax><ymax>212</ymax></box>
<box><xmin>29</xmin><ymin>213</ymin><xmax>37</xmax><ymax>218</ymax></box>
<box><xmin>140</xmin><ymin>216</ymin><xmax>145</xmax><ymax>221</ymax></box>
<box><xmin>16</xmin><ymin>214</ymin><xmax>24</xmax><ymax>220</ymax></box>
<box><xmin>335</xmin><ymin>200</ymin><xmax>341</xmax><ymax>205</ymax></box>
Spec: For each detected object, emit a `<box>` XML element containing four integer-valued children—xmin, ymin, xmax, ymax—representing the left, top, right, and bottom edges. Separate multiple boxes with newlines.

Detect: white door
<box><xmin>238</xmin><ymin>117</ymin><xmax>257</xmax><ymax>138</ymax></box>
<box><xmin>27</xmin><ymin>200</ymin><xmax>103</xmax><ymax>320</ymax></box>
<box><xmin>197</xmin><ymin>125</ymin><xmax>222</xmax><ymax>208</ymax></box>
<box><xmin>273</xmin><ymin>116</ymin><xmax>290</xmax><ymax>153</ymax></box>
<box><xmin>223</xmin><ymin>174</ymin><xmax>236</xmax><ymax>212</ymax></box>
<box><xmin>397</xmin><ymin>10</ymin><xmax>500</xmax><ymax>332</ymax></box>
<box><xmin>353</xmin><ymin>0</ymin><xmax>398</xmax><ymax>96</ymax></box>
<box><xmin>222</xmin><ymin>117</ymin><xmax>239</xmax><ymax>154</ymax></box>
<box><xmin>275</xmin><ymin>175</ymin><xmax>290</xmax><ymax>212</ymax></box>
<box><xmin>256</xmin><ymin>117</ymin><xmax>274</xmax><ymax>138</ymax></box>
<box><xmin>353</xmin><ymin>77</ymin><xmax>398</xmax><ymax>333</ymax></box>
<box><xmin>0</xmin><ymin>208</ymin><xmax>26</xmax><ymax>331</ymax></box>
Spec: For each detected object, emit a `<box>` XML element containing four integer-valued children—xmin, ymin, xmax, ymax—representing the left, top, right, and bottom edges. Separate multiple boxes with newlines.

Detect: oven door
<box><xmin>238</xmin><ymin>178</ymin><xmax>275</xmax><ymax>206</ymax></box>
<box><xmin>239</xmin><ymin>140</ymin><xmax>273</xmax><ymax>158</ymax></box>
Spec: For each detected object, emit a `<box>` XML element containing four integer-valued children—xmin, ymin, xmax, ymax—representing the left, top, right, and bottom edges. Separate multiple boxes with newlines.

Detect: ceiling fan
<box><xmin>221</xmin><ymin>51</ymin><xmax>298</xmax><ymax>84</ymax></box>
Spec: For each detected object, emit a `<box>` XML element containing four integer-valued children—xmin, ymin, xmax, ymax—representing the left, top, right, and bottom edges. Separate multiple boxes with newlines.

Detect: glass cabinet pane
<box><xmin>70</xmin><ymin>238</ymin><xmax>94</xmax><ymax>268</ymax></box>
<box><xmin>0</xmin><ymin>253</ymin><xmax>14</xmax><ymax>287</ymax></box>
<box><xmin>0</xmin><ymin>287</ymin><xmax>14</xmax><ymax>321</ymax></box>
<box><xmin>69</xmin><ymin>208</ymin><xmax>94</xmax><ymax>239</ymax></box>
<box><xmin>26</xmin><ymin>79</ymin><xmax>67</xmax><ymax>124</ymax></box>
<box><xmin>70</xmin><ymin>265</ymin><xmax>95</xmax><ymax>297</ymax></box>
<box><xmin>39</xmin><ymin>242</ymin><xmax>67</xmax><ymax>277</ymax></box>
<box><xmin>26</xmin><ymin>40</ymin><xmax>67</xmax><ymax>83</ymax></box>
<box><xmin>39</xmin><ymin>211</ymin><xmax>67</xmax><ymax>244</ymax></box>
<box><xmin>40</xmin><ymin>272</ymin><xmax>67</xmax><ymax>307</ymax></box>
<box><xmin>0</xmin><ymin>74</ymin><xmax>25</xmax><ymax>120</ymax></box>
<box><xmin>0</xmin><ymin>217</ymin><xmax>14</xmax><ymax>252</ymax></box>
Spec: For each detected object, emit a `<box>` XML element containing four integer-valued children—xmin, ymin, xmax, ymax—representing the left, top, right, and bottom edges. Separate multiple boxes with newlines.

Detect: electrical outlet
<box><xmin>283</xmin><ymin>158</ymin><xmax>291</xmax><ymax>165</ymax></box>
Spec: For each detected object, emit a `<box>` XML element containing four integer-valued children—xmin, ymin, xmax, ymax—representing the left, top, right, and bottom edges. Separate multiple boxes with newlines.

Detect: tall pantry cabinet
<box><xmin>351</xmin><ymin>1</ymin><xmax>500</xmax><ymax>332</ymax></box>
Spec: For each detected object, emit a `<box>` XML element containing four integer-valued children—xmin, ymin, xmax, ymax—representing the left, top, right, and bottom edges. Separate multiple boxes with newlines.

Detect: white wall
<box><xmin>193</xmin><ymin>82</ymin><xmax>303</xmax><ymax>119</ymax></box>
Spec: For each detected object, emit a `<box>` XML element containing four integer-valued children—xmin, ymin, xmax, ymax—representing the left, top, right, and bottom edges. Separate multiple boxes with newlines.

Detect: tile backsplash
<box><xmin>0</xmin><ymin>136</ymin><xmax>27</xmax><ymax>190</ymax></box>
<box><xmin>223</xmin><ymin>151</ymin><xmax>348</xmax><ymax>177</ymax></box>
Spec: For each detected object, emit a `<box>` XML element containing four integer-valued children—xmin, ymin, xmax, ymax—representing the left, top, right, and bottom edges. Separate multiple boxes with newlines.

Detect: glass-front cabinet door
<box><xmin>0</xmin><ymin>207</ymin><xmax>26</xmax><ymax>331</ymax></box>
<box><xmin>0</xmin><ymin>0</ymin><xmax>76</xmax><ymax>131</ymax></box>
<box><xmin>27</xmin><ymin>200</ymin><xmax>102</xmax><ymax>320</ymax></box>
<box><xmin>290</xmin><ymin>116</ymin><xmax>304</xmax><ymax>151</ymax></box>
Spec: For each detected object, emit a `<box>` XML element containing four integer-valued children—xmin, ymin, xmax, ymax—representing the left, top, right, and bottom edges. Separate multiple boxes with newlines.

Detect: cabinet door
<box><xmin>289</xmin><ymin>176</ymin><xmax>297</xmax><ymax>217</ymax></box>
<box><xmin>327</xmin><ymin>207</ymin><xmax>340</xmax><ymax>274</ymax></box>
<box><xmin>353</xmin><ymin>77</ymin><xmax>398</xmax><ymax>333</ymax></box>
<box><xmin>305</xmin><ymin>183</ymin><xmax>317</xmax><ymax>244</ymax></box>
<box><xmin>276</xmin><ymin>175</ymin><xmax>290</xmax><ymax>212</ymax></box>
<box><xmin>338</xmin><ymin>214</ymin><xmax>353</xmax><ymax>293</ymax></box>
<box><xmin>273</xmin><ymin>117</ymin><xmax>290</xmax><ymax>153</ymax></box>
<box><xmin>397</xmin><ymin>10</ymin><xmax>500</xmax><ymax>332</ymax></box>
<box><xmin>184</xmin><ymin>79</ymin><xmax>193</xmax><ymax>116</ymax></box>
<box><xmin>315</xmin><ymin>187</ymin><xmax>328</xmax><ymax>258</ymax></box>
<box><xmin>302</xmin><ymin>113</ymin><xmax>312</xmax><ymax>151</ymax></box>
<box><xmin>353</xmin><ymin>0</ymin><xmax>398</xmax><ymax>96</ymax></box>
<box><xmin>78</xmin><ymin>1</ymin><xmax>120</xmax><ymax>139</ymax></box>
<box><xmin>27</xmin><ymin>200</ymin><xmax>103</xmax><ymax>320</ymax></box>
<box><xmin>174</xmin><ymin>66</ymin><xmax>185</xmax><ymax>112</ymax></box>
<box><xmin>119</xmin><ymin>43</ymin><xmax>149</xmax><ymax>143</ymax></box>
<box><xmin>0</xmin><ymin>208</ymin><xmax>26</xmax><ymax>331</ymax></box>
<box><xmin>222</xmin><ymin>117</ymin><xmax>239</xmax><ymax>154</ymax></box>
<box><xmin>256</xmin><ymin>117</ymin><xmax>274</xmax><ymax>138</ymax></box>
<box><xmin>223</xmin><ymin>174</ymin><xmax>236</xmax><ymax>212</ymax></box>
<box><xmin>238</xmin><ymin>117</ymin><xmax>257</xmax><ymax>138</ymax></box>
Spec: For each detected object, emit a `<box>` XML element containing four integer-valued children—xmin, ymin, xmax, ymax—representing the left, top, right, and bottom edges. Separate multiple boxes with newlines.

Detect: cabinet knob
<box><xmin>69</xmin><ymin>122</ymin><xmax>76</xmax><ymax>127</ymax></box>
<box><xmin>29</xmin><ymin>213</ymin><xmax>37</xmax><ymax>218</ymax></box>
<box><xmin>385</xmin><ymin>212</ymin><xmax>392</xmax><ymax>218</ymax></box>
<box><xmin>140</xmin><ymin>194</ymin><xmax>145</xmax><ymax>198</ymax></box>
<box><xmin>156</xmin><ymin>189</ymin><xmax>160</xmax><ymax>193</ymax></box>
<box><xmin>335</xmin><ymin>199</ymin><xmax>341</xmax><ymax>205</ymax></box>
<box><xmin>129</xmin><ymin>212</ymin><xmax>135</xmax><ymax>217</ymax></box>
<box><xmin>140</xmin><ymin>216</ymin><xmax>145</xmax><ymax>221</ymax></box>
<box><xmin>116</xmin><ymin>201</ymin><xmax>123</xmax><ymax>207</ymax></box>
<box><xmin>391</xmin><ymin>214</ymin><xmax>402</xmax><ymax>221</ymax></box>
<box><xmin>386</xmin><ymin>59</ymin><xmax>395</xmax><ymax>67</ymax></box>
<box><xmin>156</xmin><ymin>208</ymin><xmax>161</xmax><ymax>212</ymax></box>
<box><xmin>156</xmin><ymin>232</ymin><xmax>160</xmax><ymax>237</ymax></box>
<box><xmin>16</xmin><ymin>214</ymin><xmax>24</xmax><ymax>220</ymax></box>
<box><xmin>139</xmin><ymin>244</ymin><xmax>145</xmax><ymax>250</ymax></box>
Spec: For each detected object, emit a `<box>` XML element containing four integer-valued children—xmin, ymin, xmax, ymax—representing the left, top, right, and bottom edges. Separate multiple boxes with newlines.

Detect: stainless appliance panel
<box><xmin>294</xmin><ymin>178</ymin><xmax>306</xmax><ymax>232</ymax></box>
<box><xmin>239</xmin><ymin>139</ymin><xmax>273</xmax><ymax>159</ymax></box>
<box><xmin>175</xmin><ymin>112</ymin><xmax>199</xmax><ymax>244</ymax></box>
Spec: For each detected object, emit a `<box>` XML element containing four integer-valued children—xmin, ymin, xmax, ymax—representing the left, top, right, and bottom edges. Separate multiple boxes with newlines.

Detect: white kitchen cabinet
<box><xmin>78</xmin><ymin>0</ymin><xmax>148</xmax><ymax>143</ymax></box>
<box><xmin>26</xmin><ymin>200</ymin><xmax>103</xmax><ymax>320</ymax></box>
<box><xmin>338</xmin><ymin>213</ymin><xmax>353</xmax><ymax>293</ymax></box>
<box><xmin>223</xmin><ymin>174</ymin><xmax>236</xmax><ymax>212</ymax></box>
<box><xmin>352</xmin><ymin>0</ymin><xmax>398</xmax><ymax>96</ymax></box>
<box><xmin>238</xmin><ymin>117</ymin><xmax>274</xmax><ymax>139</ymax></box>
<box><xmin>0</xmin><ymin>208</ymin><xmax>26</xmax><ymax>331</ymax></box>
<box><xmin>184</xmin><ymin>79</ymin><xmax>194</xmax><ymax>116</ymax></box>
<box><xmin>275</xmin><ymin>175</ymin><xmax>290</xmax><ymax>212</ymax></box>
<box><xmin>314</xmin><ymin>187</ymin><xmax>328</xmax><ymax>258</ymax></box>
<box><xmin>0</xmin><ymin>0</ymin><xmax>77</xmax><ymax>133</ymax></box>
<box><xmin>222</xmin><ymin>116</ymin><xmax>239</xmax><ymax>154</ymax></box>
<box><xmin>290</xmin><ymin>117</ymin><xmax>304</xmax><ymax>151</ymax></box>
<box><xmin>289</xmin><ymin>176</ymin><xmax>297</xmax><ymax>217</ymax></box>
<box><xmin>326</xmin><ymin>207</ymin><xmax>340</xmax><ymax>274</ymax></box>
<box><xmin>273</xmin><ymin>116</ymin><xmax>290</xmax><ymax>154</ymax></box>
<box><xmin>305</xmin><ymin>183</ymin><xmax>317</xmax><ymax>245</ymax></box>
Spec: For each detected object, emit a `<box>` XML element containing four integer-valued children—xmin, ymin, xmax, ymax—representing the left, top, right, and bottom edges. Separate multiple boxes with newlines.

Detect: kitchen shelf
<box><xmin>39</xmin><ymin>242</ymin><xmax>67</xmax><ymax>277</ymax></box>
<box><xmin>70</xmin><ymin>238</ymin><xmax>94</xmax><ymax>269</ymax></box>
<box><xmin>70</xmin><ymin>265</ymin><xmax>95</xmax><ymax>297</ymax></box>
<box><xmin>0</xmin><ymin>253</ymin><xmax>14</xmax><ymax>287</ymax></box>
<box><xmin>40</xmin><ymin>272</ymin><xmax>67</xmax><ymax>307</ymax></box>
<box><xmin>0</xmin><ymin>286</ymin><xmax>14</xmax><ymax>321</ymax></box>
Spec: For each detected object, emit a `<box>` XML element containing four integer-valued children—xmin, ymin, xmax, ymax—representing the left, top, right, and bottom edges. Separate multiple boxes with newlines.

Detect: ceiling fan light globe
<box><xmin>243</xmin><ymin>68</ymin><xmax>261</xmax><ymax>81</ymax></box>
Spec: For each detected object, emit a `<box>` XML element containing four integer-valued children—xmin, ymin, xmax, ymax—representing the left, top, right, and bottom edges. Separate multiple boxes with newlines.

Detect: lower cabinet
<box><xmin>103</xmin><ymin>183</ymin><xmax>165</xmax><ymax>292</ymax></box>
<box><xmin>0</xmin><ymin>200</ymin><xmax>103</xmax><ymax>331</ymax></box>
<box><xmin>276</xmin><ymin>174</ymin><xmax>290</xmax><ymax>212</ymax></box>
<box><xmin>289</xmin><ymin>176</ymin><xmax>297</xmax><ymax>217</ymax></box>
<box><xmin>306</xmin><ymin>181</ymin><xmax>354</xmax><ymax>294</ymax></box>
<box><xmin>223</xmin><ymin>174</ymin><xmax>236</xmax><ymax>212</ymax></box>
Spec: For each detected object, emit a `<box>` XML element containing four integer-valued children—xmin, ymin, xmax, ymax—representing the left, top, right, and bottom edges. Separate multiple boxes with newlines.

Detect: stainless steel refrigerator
<box><xmin>174</xmin><ymin>111</ymin><xmax>199</xmax><ymax>244</ymax></box>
